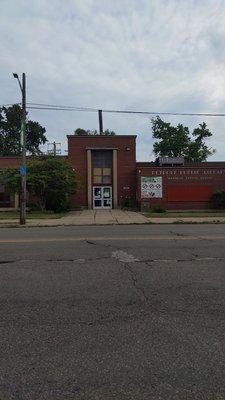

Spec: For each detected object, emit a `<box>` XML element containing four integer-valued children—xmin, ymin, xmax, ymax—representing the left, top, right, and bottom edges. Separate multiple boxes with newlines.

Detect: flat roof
<box><xmin>136</xmin><ymin>161</ymin><xmax>225</xmax><ymax>167</ymax></box>
<box><xmin>0</xmin><ymin>156</ymin><xmax>22</xmax><ymax>159</ymax></box>
<box><xmin>86</xmin><ymin>147</ymin><xmax>118</xmax><ymax>150</ymax></box>
<box><xmin>67</xmin><ymin>135</ymin><xmax>137</xmax><ymax>138</ymax></box>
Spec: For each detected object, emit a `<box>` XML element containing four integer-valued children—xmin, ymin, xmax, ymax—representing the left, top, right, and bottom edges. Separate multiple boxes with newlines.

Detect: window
<box><xmin>92</xmin><ymin>151</ymin><xmax>112</xmax><ymax>185</ymax></box>
<box><xmin>93</xmin><ymin>151</ymin><xmax>112</xmax><ymax>168</ymax></box>
<box><xmin>94</xmin><ymin>176</ymin><xmax>102</xmax><ymax>184</ymax></box>
<box><xmin>0</xmin><ymin>182</ymin><xmax>11</xmax><ymax>207</ymax></box>
<box><xmin>102</xmin><ymin>176</ymin><xmax>111</xmax><ymax>184</ymax></box>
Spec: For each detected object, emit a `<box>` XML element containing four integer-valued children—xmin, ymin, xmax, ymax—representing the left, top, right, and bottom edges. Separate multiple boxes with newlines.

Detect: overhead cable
<box><xmin>26</xmin><ymin>103</ymin><xmax>225</xmax><ymax>118</ymax></box>
<box><xmin>3</xmin><ymin>102</ymin><xmax>225</xmax><ymax>118</ymax></box>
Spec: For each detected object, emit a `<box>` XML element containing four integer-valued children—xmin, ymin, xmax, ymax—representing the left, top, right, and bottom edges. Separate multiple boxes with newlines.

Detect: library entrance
<box><xmin>93</xmin><ymin>186</ymin><xmax>112</xmax><ymax>209</ymax></box>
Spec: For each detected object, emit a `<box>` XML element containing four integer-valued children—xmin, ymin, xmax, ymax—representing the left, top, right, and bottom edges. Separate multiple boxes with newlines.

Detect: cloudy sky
<box><xmin>1</xmin><ymin>0</ymin><xmax>225</xmax><ymax>160</ymax></box>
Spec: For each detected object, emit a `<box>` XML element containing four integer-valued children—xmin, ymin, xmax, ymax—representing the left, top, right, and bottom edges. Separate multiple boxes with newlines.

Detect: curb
<box><xmin>1</xmin><ymin>220</ymin><xmax>225</xmax><ymax>228</ymax></box>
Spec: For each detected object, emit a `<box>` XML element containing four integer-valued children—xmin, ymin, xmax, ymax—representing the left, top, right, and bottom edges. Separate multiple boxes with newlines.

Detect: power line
<box><xmin>26</xmin><ymin>103</ymin><xmax>225</xmax><ymax>118</ymax></box>
<box><xmin>27</xmin><ymin>102</ymin><xmax>93</xmax><ymax>110</ymax></box>
<box><xmin>27</xmin><ymin>106</ymin><xmax>90</xmax><ymax>112</ymax></box>
<box><xmin>3</xmin><ymin>101</ymin><xmax>225</xmax><ymax>118</ymax></box>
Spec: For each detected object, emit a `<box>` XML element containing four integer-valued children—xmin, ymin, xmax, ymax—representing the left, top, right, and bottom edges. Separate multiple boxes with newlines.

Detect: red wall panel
<box><xmin>167</xmin><ymin>186</ymin><xmax>214</xmax><ymax>202</ymax></box>
<box><xmin>136</xmin><ymin>164</ymin><xmax>225</xmax><ymax>210</ymax></box>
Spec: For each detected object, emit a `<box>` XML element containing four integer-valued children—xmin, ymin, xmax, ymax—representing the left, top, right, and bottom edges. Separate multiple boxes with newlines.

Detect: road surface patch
<box><xmin>111</xmin><ymin>250</ymin><xmax>139</xmax><ymax>263</ymax></box>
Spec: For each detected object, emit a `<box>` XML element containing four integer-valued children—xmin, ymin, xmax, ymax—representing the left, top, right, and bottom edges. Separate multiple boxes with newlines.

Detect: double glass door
<box><xmin>93</xmin><ymin>187</ymin><xmax>112</xmax><ymax>209</ymax></box>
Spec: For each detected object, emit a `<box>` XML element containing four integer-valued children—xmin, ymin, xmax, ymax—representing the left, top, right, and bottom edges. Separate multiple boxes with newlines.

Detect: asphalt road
<box><xmin>1</xmin><ymin>224</ymin><xmax>225</xmax><ymax>399</ymax></box>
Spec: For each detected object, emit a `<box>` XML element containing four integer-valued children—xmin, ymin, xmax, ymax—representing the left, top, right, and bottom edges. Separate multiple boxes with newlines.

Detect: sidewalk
<box><xmin>1</xmin><ymin>210</ymin><xmax>225</xmax><ymax>227</ymax></box>
<box><xmin>0</xmin><ymin>210</ymin><xmax>150</xmax><ymax>227</ymax></box>
<box><xmin>146</xmin><ymin>216</ymin><xmax>225</xmax><ymax>224</ymax></box>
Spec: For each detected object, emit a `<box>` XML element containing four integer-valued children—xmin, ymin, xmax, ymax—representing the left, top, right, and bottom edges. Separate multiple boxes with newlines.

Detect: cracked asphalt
<box><xmin>1</xmin><ymin>224</ymin><xmax>225</xmax><ymax>399</ymax></box>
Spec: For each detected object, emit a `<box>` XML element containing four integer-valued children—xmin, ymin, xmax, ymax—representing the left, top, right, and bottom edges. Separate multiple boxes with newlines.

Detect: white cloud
<box><xmin>1</xmin><ymin>0</ymin><xmax>225</xmax><ymax>160</ymax></box>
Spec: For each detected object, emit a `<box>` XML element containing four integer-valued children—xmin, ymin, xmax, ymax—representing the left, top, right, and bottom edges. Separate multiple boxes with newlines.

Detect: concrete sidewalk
<box><xmin>59</xmin><ymin>210</ymin><xmax>150</xmax><ymax>225</ymax></box>
<box><xmin>147</xmin><ymin>216</ymin><xmax>225</xmax><ymax>224</ymax></box>
<box><xmin>1</xmin><ymin>209</ymin><xmax>225</xmax><ymax>227</ymax></box>
<box><xmin>0</xmin><ymin>209</ymin><xmax>150</xmax><ymax>227</ymax></box>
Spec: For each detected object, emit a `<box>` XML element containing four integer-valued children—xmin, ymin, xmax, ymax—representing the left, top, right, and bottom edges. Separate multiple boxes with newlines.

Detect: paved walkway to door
<box><xmin>0</xmin><ymin>209</ymin><xmax>149</xmax><ymax>227</ymax></box>
<box><xmin>59</xmin><ymin>209</ymin><xmax>150</xmax><ymax>225</ymax></box>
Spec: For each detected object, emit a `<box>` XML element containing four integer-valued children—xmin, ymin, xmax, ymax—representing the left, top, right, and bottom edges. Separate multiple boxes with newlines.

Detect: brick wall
<box><xmin>0</xmin><ymin>157</ymin><xmax>21</xmax><ymax>169</ymax></box>
<box><xmin>0</xmin><ymin>158</ymin><xmax>21</xmax><ymax>208</ymax></box>
<box><xmin>137</xmin><ymin>163</ymin><xmax>225</xmax><ymax>210</ymax></box>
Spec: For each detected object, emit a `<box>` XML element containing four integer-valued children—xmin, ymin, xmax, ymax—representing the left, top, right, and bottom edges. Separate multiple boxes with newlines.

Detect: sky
<box><xmin>1</xmin><ymin>0</ymin><xmax>225</xmax><ymax>161</ymax></box>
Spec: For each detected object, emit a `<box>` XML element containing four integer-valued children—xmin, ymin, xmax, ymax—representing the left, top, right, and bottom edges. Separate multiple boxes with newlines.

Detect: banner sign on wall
<box><xmin>141</xmin><ymin>176</ymin><xmax>162</xmax><ymax>198</ymax></box>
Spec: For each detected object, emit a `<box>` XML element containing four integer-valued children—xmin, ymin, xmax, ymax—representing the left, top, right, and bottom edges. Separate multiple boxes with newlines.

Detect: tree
<box><xmin>74</xmin><ymin>128</ymin><xmax>116</xmax><ymax>136</ymax></box>
<box><xmin>0</xmin><ymin>104</ymin><xmax>47</xmax><ymax>156</ymax></box>
<box><xmin>1</xmin><ymin>156</ymin><xmax>78</xmax><ymax>212</ymax></box>
<box><xmin>186</xmin><ymin>122</ymin><xmax>215</xmax><ymax>162</ymax></box>
<box><xmin>151</xmin><ymin>116</ymin><xmax>215</xmax><ymax>162</ymax></box>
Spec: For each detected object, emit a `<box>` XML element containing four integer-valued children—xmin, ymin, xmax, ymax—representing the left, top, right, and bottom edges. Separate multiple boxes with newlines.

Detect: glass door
<box><xmin>93</xmin><ymin>187</ymin><xmax>102</xmax><ymax>208</ymax></box>
<box><xmin>93</xmin><ymin>187</ymin><xmax>112</xmax><ymax>209</ymax></box>
<box><xmin>102</xmin><ymin>187</ymin><xmax>112</xmax><ymax>209</ymax></box>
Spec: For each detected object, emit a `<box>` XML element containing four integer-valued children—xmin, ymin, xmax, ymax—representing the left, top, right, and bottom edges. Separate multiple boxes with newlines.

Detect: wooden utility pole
<box><xmin>21</xmin><ymin>73</ymin><xmax>26</xmax><ymax>225</ymax></box>
<box><xmin>13</xmin><ymin>72</ymin><xmax>26</xmax><ymax>225</ymax></box>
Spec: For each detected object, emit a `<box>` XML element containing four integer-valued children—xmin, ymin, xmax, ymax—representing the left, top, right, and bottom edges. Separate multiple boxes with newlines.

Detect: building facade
<box><xmin>68</xmin><ymin>135</ymin><xmax>136</xmax><ymax>209</ymax></box>
<box><xmin>0</xmin><ymin>157</ymin><xmax>20</xmax><ymax>209</ymax></box>
<box><xmin>0</xmin><ymin>134</ymin><xmax>225</xmax><ymax>211</ymax></box>
<box><xmin>137</xmin><ymin>162</ymin><xmax>225</xmax><ymax>210</ymax></box>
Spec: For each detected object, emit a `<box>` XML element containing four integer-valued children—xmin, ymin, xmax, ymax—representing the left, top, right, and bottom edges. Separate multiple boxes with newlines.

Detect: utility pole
<box><xmin>53</xmin><ymin>141</ymin><xmax>56</xmax><ymax>156</ymax></box>
<box><xmin>13</xmin><ymin>72</ymin><xmax>26</xmax><ymax>225</ymax></box>
<box><xmin>47</xmin><ymin>142</ymin><xmax>61</xmax><ymax>156</ymax></box>
<box><xmin>98</xmin><ymin>110</ymin><xmax>103</xmax><ymax>135</ymax></box>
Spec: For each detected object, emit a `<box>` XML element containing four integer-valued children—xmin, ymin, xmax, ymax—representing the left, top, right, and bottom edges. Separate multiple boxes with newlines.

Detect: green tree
<box><xmin>74</xmin><ymin>128</ymin><xmax>116</xmax><ymax>136</ymax></box>
<box><xmin>186</xmin><ymin>122</ymin><xmax>216</xmax><ymax>162</ymax></box>
<box><xmin>0</xmin><ymin>104</ymin><xmax>47</xmax><ymax>156</ymax></box>
<box><xmin>151</xmin><ymin>116</ymin><xmax>215</xmax><ymax>162</ymax></box>
<box><xmin>1</xmin><ymin>157</ymin><xmax>78</xmax><ymax>212</ymax></box>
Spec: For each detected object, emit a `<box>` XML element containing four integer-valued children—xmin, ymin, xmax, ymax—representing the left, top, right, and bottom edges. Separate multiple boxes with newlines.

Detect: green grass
<box><xmin>0</xmin><ymin>211</ymin><xmax>66</xmax><ymax>220</ymax></box>
<box><xmin>143</xmin><ymin>211</ymin><xmax>225</xmax><ymax>218</ymax></box>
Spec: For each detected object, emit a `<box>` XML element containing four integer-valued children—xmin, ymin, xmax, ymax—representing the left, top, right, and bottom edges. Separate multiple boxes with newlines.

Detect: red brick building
<box><xmin>0</xmin><ymin>135</ymin><xmax>225</xmax><ymax>210</ymax></box>
<box><xmin>68</xmin><ymin>135</ymin><xmax>136</xmax><ymax>209</ymax></box>
<box><xmin>0</xmin><ymin>157</ymin><xmax>20</xmax><ymax>209</ymax></box>
<box><xmin>137</xmin><ymin>162</ymin><xmax>225</xmax><ymax>210</ymax></box>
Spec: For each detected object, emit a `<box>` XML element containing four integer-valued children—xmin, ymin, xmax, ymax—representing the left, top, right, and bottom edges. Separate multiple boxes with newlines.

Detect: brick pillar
<box><xmin>113</xmin><ymin>149</ymin><xmax>118</xmax><ymax>208</ymax></box>
<box><xmin>87</xmin><ymin>149</ymin><xmax>92</xmax><ymax>209</ymax></box>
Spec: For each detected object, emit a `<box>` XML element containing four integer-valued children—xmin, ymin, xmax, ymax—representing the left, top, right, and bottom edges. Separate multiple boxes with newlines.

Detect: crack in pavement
<box><xmin>169</xmin><ymin>230</ymin><xmax>215</xmax><ymax>242</ymax></box>
<box><xmin>0</xmin><ymin>260</ymin><xmax>13</xmax><ymax>264</ymax></box>
<box><xmin>1</xmin><ymin>254</ymin><xmax>224</xmax><ymax>266</ymax></box>
<box><xmin>0</xmin><ymin>256</ymin><xmax>111</xmax><ymax>265</ymax></box>
<box><xmin>123</xmin><ymin>262</ymin><xmax>148</xmax><ymax>303</ymax></box>
<box><xmin>142</xmin><ymin>256</ymin><xmax>225</xmax><ymax>265</ymax></box>
<box><xmin>110</xmin><ymin>249</ymin><xmax>148</xmax><ymax>303</ymax></box>
<box><xmin>169</xmin><ymin>230</ymin><xmax>188</xmax><ymax>237</ymax></box>
<box><xmin>84</xmin><ymin>239</ymin><xmax>118</xmax><ymax>249</ymax></box>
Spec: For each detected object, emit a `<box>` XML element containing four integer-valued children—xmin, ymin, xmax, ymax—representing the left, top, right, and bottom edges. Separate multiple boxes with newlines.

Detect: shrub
<box><xmin>1</xmin><ymin>156</ymin><xmax>78</xmax><ymax>213</ymax></box>
<box><xmin>210</xmin><ymin>191</ymin><xmax>225</xmax><ymax>209</ymax></box>
<box><xmin>152</xmin><ymin>205</ymin><xmax>166</xmax><ymax>213</ymax></box>
<box><xmin>26</xmin><ymin>202</ymin><xmax>43</xmax><ymax>212</ymax></box>
<box><xmin>122</xmin><ymin>196</ymin><xmax>136</xmax><ymax>210</ymax></box>
<box><xmin>45</xmin><ymin>191</ymin><xmax>71</xmax><ymax>213</ymax></box>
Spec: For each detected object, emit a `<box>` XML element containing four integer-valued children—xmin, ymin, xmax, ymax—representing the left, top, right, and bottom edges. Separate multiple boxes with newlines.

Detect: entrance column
<box><xmin>87</xmin><ymin>149</ymin><xmax>92</xmax><ymax>209</ymax></box>
<box><xmin>113</xmin><ymin>149</ymin><xmax>118</xmax><ymax>208</ymax></box>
